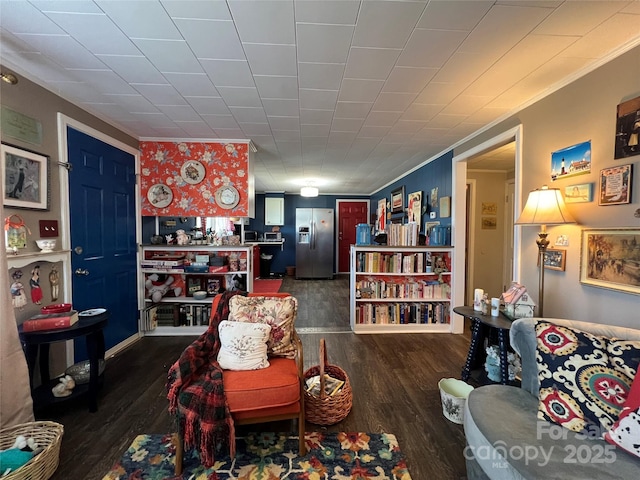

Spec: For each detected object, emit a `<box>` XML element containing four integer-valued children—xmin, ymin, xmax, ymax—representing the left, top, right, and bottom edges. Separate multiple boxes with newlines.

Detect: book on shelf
<box><xmin>22</xmin><ymin>310</ymin><xmax>79</xmax><ymax>332</ymax></box>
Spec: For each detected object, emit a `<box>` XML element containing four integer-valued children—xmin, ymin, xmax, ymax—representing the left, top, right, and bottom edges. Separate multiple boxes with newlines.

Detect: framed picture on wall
<box><xmin>550</xmin><ymin>140</ymin><xmax>591</xmax><ymax>181</ymax></box>
<box><xmin>407</xmin><ymin>190</ymin><xmax>422</xmax><ymax>225</ymax></box>
<box><xmin>377</xmin><ymin>198</ymin><xmax>387</xmax><ymax>233</ymax></box>
<box><xmin>614</xmin><ymin>95</ymin><xmax>640</xmax><ymax>159</ymax></box>
<box><xmin>391</xmin><ymin>186</ymin><xmax>405</xmax><ymax>214</ymax></box>
<box><xmin>599</xmin><ymin>164</ymin><xmax>632</xmax><ymax>205</ymax></box>
<box><xmin>540</xmin><ymin>249</ymin><xmax>566</xmax><ymax>271</ymax></box>
<box><xmin>1</xmin><ymin>143</ymin><xmax>49</xmax><ymax>210</ymax></box>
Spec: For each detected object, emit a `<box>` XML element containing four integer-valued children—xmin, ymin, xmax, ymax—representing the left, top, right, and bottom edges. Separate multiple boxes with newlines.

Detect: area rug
<box><xmin>252</xmin><ymin>278</ymin><xmax>283</xmax><ymax>293</ymax></box>
<box><xmin>102</xmin><ymin>431</ymin><xmax>412</xmax><ymax>479</ymax></box>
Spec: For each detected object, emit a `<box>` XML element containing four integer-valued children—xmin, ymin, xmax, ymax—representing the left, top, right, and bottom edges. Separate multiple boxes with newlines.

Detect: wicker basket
<box><xmin>0</xmin><ymin>421</ymin><xmax>64</xmax><ymax>480</ymax></box>
<box><xmin>303</xmin><ymin>338</ymin><xmax>352</xmax><ymax>425</ymax></box>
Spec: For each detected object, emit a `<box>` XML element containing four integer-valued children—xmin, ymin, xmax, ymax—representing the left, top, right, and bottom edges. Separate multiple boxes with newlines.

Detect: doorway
<box><xmin>336</xmin><ymin>200</ymin><xmax>369</xmax><ymax>274</ymax></box>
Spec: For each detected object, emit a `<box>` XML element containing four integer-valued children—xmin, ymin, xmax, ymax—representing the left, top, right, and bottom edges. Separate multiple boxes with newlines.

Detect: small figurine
<box><xmin>176</xmin><ymin>229</ymin><xmax>190</xmax><ymax>245</ymax></box>
<box><xmin>165</xmin><ymin>233</ymin><xmax>174</xmax><ymax>244</ymax></box>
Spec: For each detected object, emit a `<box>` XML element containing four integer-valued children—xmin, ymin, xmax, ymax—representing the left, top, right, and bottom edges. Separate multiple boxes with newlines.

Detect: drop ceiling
<box><xmin>1</xmin><ymin>0</ymin><xmax>639</xmax><ymax>194</ymax></box>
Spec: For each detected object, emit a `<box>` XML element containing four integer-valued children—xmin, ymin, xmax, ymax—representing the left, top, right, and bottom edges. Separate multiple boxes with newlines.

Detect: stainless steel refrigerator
<box><xmin>295</xmin><ymin>208</ymin><xmax>334</xmax><ymax>279</ymax></box>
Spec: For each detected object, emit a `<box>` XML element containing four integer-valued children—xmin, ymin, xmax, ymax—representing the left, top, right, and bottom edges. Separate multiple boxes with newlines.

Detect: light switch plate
<box><xmin>39</xmin><ymin>220</ymin><xmax>59</xmax><ymax>237</ymax></box>
<box><xmin>430</xmin><ymin>211</ymin><xmax>437</xmax><ymax>219</ymax></box>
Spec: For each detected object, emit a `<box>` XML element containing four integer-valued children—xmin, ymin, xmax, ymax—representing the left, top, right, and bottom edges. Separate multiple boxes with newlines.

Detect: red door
<box><xmin>337</xmin><ymin>200</ymin><xmax>369</xmax><ymax>273</ymax></box>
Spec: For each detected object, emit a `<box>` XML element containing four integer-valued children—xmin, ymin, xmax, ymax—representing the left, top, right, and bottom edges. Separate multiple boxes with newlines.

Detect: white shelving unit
<box><xmin>350</xmin><ymin>245</ymin><xmax>457</xmax><ymax>334</ymax></box>
<box><xmin>139</xmin><ymin>244</ymin><xmax>254</xmax><ymax>336</ymax></box>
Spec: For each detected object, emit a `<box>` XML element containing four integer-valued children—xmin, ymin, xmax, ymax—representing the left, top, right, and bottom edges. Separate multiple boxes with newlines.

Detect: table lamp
<box><xmin>515</xmin><ymin>185</ymin><xmax>576</xmax><ymax>317</ymax></box>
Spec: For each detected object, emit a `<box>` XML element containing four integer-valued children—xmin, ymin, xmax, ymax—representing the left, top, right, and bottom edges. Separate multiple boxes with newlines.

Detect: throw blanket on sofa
<box><xmin>167</xmin><ymin>290</ymin><xmax>246</xmax><ymax>467</ymax></box>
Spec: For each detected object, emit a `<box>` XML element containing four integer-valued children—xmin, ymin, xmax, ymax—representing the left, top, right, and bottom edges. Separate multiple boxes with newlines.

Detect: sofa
<box><xmin>464</xmin><ymin>317</ymin><xmax>640</xmax><ymax>479</ymax></box>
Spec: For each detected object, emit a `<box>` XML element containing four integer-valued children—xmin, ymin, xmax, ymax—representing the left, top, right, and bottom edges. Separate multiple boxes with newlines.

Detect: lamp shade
<box><xmin>515</xmin><ymin>186</ymin><xmax>576</xmax><ymax>225</ymax></box>
<box><xmin>300</xmin><ymin>186</ymin><xmax>319</xmax><ymax>197</ymax></box>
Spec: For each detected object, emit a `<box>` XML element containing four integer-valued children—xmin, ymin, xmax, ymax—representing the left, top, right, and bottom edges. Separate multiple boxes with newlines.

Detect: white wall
<box><xmin>456</xmin><ymin>45</ymin><xmax>640</xmax><ymax>329</ymax></box>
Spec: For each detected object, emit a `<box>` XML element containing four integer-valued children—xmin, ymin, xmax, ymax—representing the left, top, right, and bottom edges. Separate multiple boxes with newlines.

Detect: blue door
<box><xmin>67</xmin><ymin>127</ymin><xmax>137</xmax><ymax>360</ymax></box>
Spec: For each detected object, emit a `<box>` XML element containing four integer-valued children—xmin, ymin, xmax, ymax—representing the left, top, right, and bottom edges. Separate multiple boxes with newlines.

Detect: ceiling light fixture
<box><xmin>300</xmin><ymin>186</ymin><xmax>319</xmax><ymax>197</ymax></box>
<box><xmin>0</xmin><ymin>72</ymin><xmax>18</xmax><ymax>85</ymax></box>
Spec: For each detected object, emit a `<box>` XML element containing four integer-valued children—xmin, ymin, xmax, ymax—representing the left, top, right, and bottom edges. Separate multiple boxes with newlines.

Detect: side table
<box><xmin>453</xmin><ymin>305</ymin><xmax>514</xmax><ymax>386</ymax></box>
<box><xmin>18</xmin><ymin>310</ymin><xmax>109</xmax><ymax>412</ymax></box>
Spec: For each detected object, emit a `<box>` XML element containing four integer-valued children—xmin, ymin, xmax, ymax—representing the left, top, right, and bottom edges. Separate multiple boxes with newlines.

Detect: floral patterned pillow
<box><xmin>535</xmin><ymin>320</ymin><xmax>640</xmax><ymax>435</ymax></box>
<box><xmin>228</xmin><ymin>296</ymin><xmax>298</xmax><ymax>359</ymax></box>
<box><xmin>217</xmin><ymin>320</ymin><xmax>271</xmax><ymax>371</ymax></box>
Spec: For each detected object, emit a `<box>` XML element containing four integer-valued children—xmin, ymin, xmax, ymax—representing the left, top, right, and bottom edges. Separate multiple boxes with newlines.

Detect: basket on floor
<box><xmin>0</xmin><ymin>421</ymin><xmax>64</xmax><ymax>480</ymax></box>
<box><xmin>303</xmin><ymin>338</ymin><xmax>352</xmax><ymax>425</ymax></box>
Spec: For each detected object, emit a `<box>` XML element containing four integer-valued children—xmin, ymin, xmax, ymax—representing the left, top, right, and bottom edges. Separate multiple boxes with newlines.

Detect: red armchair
<box><xmin>169</xmin><ymin>292</ymin><xmax>306</xmax><ymax>475</ymax></box>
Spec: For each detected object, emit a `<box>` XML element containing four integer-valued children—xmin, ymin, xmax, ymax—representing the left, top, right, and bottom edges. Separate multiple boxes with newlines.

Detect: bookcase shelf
<box><xmin>350</xmin><ymin>245</ymin><xmax>456</xmax><ymax>334</ymax></box>
<box><xmin>139</xmin><ymin>244</ymin><xmax>254</xmax><ymax>336</ymax></box>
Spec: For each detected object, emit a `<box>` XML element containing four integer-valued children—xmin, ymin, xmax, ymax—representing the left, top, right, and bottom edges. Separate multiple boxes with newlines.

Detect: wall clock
<box><xmin>215</xmin><ymin>185</ymin><xmax>240</xmax><ymax>209</ymax></box>
<box><xmin>180</xmin><ymin>160</ymin><xmax>205</xmax><ymax>184</ymax></box>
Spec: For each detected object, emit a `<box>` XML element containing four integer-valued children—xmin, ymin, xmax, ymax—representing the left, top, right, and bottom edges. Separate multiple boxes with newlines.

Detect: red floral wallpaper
<box><xmin>139</xmin><ymin>141</ymin><xmax>250</xmax><ymax>217</ymax></box>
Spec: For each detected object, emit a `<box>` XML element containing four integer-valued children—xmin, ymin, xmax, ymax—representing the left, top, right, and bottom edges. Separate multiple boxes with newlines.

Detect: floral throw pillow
<box><xmin>604</xmin><ymin>370</ymin><xmax>640</xmax><ymax>458</ymax></box>
<box><xmin>535</xmin><ymin>321</ymin><xmax>640</xmax><ymax>435</ymax></box>
<box><xmin>217</xmin><ymin>320</ymin><xmax>271</xmax><ymax>371</ymax></box>
<box><xmin>228</xmin><ymin>296</ymin><xmax>298</xmax><ymax>359</ymax></box>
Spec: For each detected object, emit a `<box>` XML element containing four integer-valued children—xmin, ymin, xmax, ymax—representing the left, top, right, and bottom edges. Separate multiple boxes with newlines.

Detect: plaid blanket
<box><xmin>167</xmin><ymin>290</ymin><xmax>246</xmax><ymax>467</ymax></box>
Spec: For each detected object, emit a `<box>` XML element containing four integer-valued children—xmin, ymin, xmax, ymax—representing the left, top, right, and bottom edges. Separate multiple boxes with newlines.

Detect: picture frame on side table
<box><xmin>599</xmin><ymin>164</ymin><xmax>632</xmax><ymax>205</ymax></box>
<box><xmin>580</xmin><ymin>228</ymin><xmax>640</xmax><ymax>294</ymax></box>
<box><xmin>1</xmin><ymin>143</ymin><xmax>49</xmax><ymax>210</ymax></box>
<box><xmin>391</xmin><ymin>186</ymin><xmax>405</xmax><ymax>214</ymax></box>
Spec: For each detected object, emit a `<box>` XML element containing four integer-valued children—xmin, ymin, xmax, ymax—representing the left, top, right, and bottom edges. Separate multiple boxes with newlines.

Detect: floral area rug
<box><xmin>103</xmin><ymin>431</ymin><xmax>412</xmax><ymax>479</ymax></box>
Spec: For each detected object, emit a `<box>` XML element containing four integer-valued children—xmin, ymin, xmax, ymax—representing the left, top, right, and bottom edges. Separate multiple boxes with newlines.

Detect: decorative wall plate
<box><xmin>147</xmin><ymin>183</ymin><xmax>173</xmax><ymax>208</ymax></box>
<box><xmin>180</xmin><ymin>160</ymin><xmax>205</xmax><ymax>184</ymax></box>
<box><xmin>214</xmin><ymin>185</ymin><xmax>240</xmax><ymax>209</ymax></box>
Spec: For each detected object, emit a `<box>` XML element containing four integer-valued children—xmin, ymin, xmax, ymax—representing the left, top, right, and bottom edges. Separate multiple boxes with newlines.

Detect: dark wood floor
<box><xmin>41</xmin><ymin>275</ymin><xmax>472</xmax><ymax>479</ymax></box>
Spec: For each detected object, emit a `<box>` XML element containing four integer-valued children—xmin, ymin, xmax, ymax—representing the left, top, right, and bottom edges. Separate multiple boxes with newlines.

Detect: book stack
<box><xmin>22</xmin><ymin>310</ymin><xmax>79</xmax><ymax>332</ymax></box>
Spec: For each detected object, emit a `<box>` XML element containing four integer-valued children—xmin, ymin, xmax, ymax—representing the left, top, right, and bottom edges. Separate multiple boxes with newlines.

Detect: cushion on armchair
<box><xmin>228</xmin><ymin>295</ymin><xmax>298</xmax><ymax>358</ymax></box>
<box><xmin>217</xmin><ymin>320</ymin><xmax>271</xmax><ymax>371</ymax></box>
<box><xmin>535</xmin><ymin>320</ymin><xmax>640</xmax><ymax>434</ymax></box>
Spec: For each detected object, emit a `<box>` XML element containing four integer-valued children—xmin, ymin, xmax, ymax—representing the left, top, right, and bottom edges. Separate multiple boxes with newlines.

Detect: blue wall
<box><xmin>370</xmin><ymin>150</ymin><xmax>453</xmax><ymax>234</ymax></box>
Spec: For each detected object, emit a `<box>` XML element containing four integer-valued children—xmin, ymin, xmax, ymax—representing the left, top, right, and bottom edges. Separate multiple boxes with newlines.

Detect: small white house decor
<box><xmin>485</xmin><ymin>345</ymin><xmax>522</xmax><ymax>383</ymax></box>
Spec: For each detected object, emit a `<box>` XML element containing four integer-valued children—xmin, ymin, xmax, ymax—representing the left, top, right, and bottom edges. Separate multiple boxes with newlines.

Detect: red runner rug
<box><xmin>252</xmin><ymin>278</ymin><xmax>283</xmax><ymax>294</ymax></box>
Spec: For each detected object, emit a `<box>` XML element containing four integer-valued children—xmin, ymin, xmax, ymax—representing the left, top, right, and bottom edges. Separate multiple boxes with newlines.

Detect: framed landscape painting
<box><xmin>580</xmin><ymin>228</ymin><xmax>640</xmax><ymax>294</ymax></box>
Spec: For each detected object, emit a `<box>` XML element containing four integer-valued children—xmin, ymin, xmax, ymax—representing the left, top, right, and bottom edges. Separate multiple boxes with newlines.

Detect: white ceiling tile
<box><xmin>103</xmin><ymin>94</ymin><xmax>160</xmax><ymax>113</ymax></box>
<box><xmin>534</xmin><ymin>1</ymin><xmax>626</xmax><ymax>36</ymax></box>
<box><xmin>161</xmin><ymin>72</ymin><xmax>219</xmax><ymax>97</ymax></box>
<box><xmin>372</xmin><ymin>93</ymin><xmax>416</xmax><ymax>112</ymax></box>
<box><xmin>13</xmin><ymin>34</ymin><xmax>105</xmax><ymax>69</ymax></box>
<box><xmin>301</xmin><ymin>124</ymin><xmax>330</xmax><ymax>136</ymax></box>
<box><xmin>440</xmin><ymin>95</ymin><xmax>492</xmax><ymax>116</ymax></box>
<box><xmin>344</xmin><ymin>47</ymin><xmax>400</xmax><ymax>80</ymax></box>
<box><xmin>163</xmin><ymin>0</ymin><xmax>232</xmax><ymax>20</ymax></box>
<box><xmin>621</xmin><ymin>1</ymin><xmax>640</xmax><ymax>14</ymax></box>
<box><xmin>156</xmin><ymin>104</ymin><xmax>201</xmax><ymax>121</ymax></box>
<box><xmin>133</xmin><ymin>39</ymin><xmax>203</xmax><ymax>73</ymax></box>
<box><xmin>201</xmin><ymin>115</ymin><xmax>240</xmax><ymax>129</ymax></box>
<box><xmin>298</xmin><ymin>62</ymin><xmax>345</xmax><ymax>90</ymax></box>
<box><xmin>335</xmin><ymin>102</ymin><xmax>373</xmax><ymax>119</ymax></box>
<box><xmin>275</xmin><ymin>142</ymin><xmax>302</xmax><ymax>155</ymax></box>
<box><xmin>297</xmin><ymin>23</ymin><xmax>354</xmax><ymax>63</ymax></box>
<box><xmin>294</xmin><ymin>0</ymin><xmax>359</xmax><ymax>24</ymax></box>
<box><xmin>97</xmin><ymin>1</ymin><xmax>182</xmax><ymax>39</ymax></box>
<box><xmin>262</xmin><ymin>99</ymin><xmax>300</xmax><ymax>116</ymax></box>
<box><xmin>300</xmin><ymin>109</ymin><xmax>334</xmax><ymax>124</ymax></box>
<box><xmin>238</xmin><ymin>123</ymin><xmax>272</xmax><ymax>136</ymax></box>
<box><xmin>381</xmin><ymin>132</ymin><xmax>414</xmax><ymax>144</ymax></box>
<box><xmin>353</xmin><ymin>1</ymin><xmax>424</xmax><ymax>48</ymax></box>
<box><xmin>0</xmin><ymin>1</ymin><xmax>68</xmax><ymax>34</ymax></box>
<box><xmin>329</xmin><ymin>131</ymin><xmax>357</xmax><ymax>143</ymax></box>
<box><xmin>428</xmin><ymin>113</ymin><xmax>466</xmax><ymax>128</ymax></box>
<box><xmin>213</xmin><ymin>128</ymin><xmax>246</xmax><ymax>138</ymax></box>
<box><xmin>243</xmin><ymin>44</ymin><xmax>297</xmax><ymax>76</ymax></box>
<box><xmin>200</xmin><ymin>60</ymin><xmax>255</xmax><ymax>87</ymax></box>
<box><xmin>31</xmin><ymin>1</ymin><xmax>104</xmax><ymax>14</ymax></box>
<box><xmin>68</xmin><ymin>70</ymin><xmax>137</xmax><ymax>95</ymax></box>
<box><xmin>383</xmin><ymin>66</ymin><xmax>438</xmax><ymax>93</ymax></box>
<box><xmin>364</xmin><ymin>111</ymin><xmax>402</xmax><ymax>127</ymax></box>
<box><xmin>176</xmin><ymin>122</ymin><xmax>215</xmax><ymax>136</ymax></box>
<box><xmin>397</xmin><ymin>29</ymin><xmax>468</xmax><ymax>68</ymax></box>
<box><xmin>331</xmin><ymin>118</ymin><xmax>365</xmax><ymax>132</ymax></box>
<box><xmin>254</xmin><ymin>76</ymin><xmax>299</xmax><ymax>99</ymax></box>
<box><xmin>132</xmin><ymin>84</ymin><xmax>186</xmax><ymax>105</ymax></box>
<box><xmin>417</xmin><ymin>0</ymin><xmax>494</xmax><ymax>30</ymax></box>
<box><xmin>228</xmin><ymin>106</ymin><xmax>268</xmax><ymax>123</ymax></box>
<box><xmin>401</xmin><ymin>103</ymin><xmax>443</xmax><ymax>121</ymax></box>
<box><xmin>415</xmin><ymin>82</ymin><xmax>464</xmax><ymax>104</ymax></box>
<box><xmin>338</xmin><ymin>79</ymin><xmax>385</xmax><ymax>102</ymax></box>
<box><xmin>43</xmin><ymin>12</ymin><xmax>140</xmax><ymax>55</ymax></box>
<box><xmin>187</xmin><ymin>97</ymin><xmax>231</xmax><ymax>115</ymax></box>
<box><xmin>559</xmin><ymin>13</ymin><xmax>640</xmax><ymax>59</ymax></box>
<box><xmin>389</xmin><ymin>120</ymin><xmax>427</xmax><ymax>134</ymax></box>
<box><xmin>217</xmin><ymin>87</ymin><xmax>262</xmax><ymax>107</ymax></box>
<box><xmin>432</xmin><ymin>52</ymin><xmax>491</xmax><ymax>85</ymax></box>
<box><xmin>97</xmin><ymin>55</ymin><xmax>167</xmax><ymax>84</ymax></box>
<box><xmin>268</xmin><ymin>116</ymin><xmax>301</xmax><ymax>131</ymax></box>
<box><xmin>299</xmin><ymin>89</ymin><xmax>339</xmax><ymax>110</ymax></box>
<box><xmin>228</xmin><ymin>0</ymin><xmax>295</xmax><ymax>44</ymax></box>
<box><xmin>174</xmin><ymin>18</ymin><xmax>244</xmax><ymax>59</ymax></box>
<box><xmin>464</xmin><ymin>106</ymin><xmax>511</xmax><ymax>125</ymax></box>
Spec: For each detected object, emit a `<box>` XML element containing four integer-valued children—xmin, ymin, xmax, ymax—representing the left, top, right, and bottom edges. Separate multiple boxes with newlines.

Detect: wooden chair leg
<box><xmin>174</xmin><ymin>432</ymin><xmax>184</xmax><ymax>475</ymax></box>
<box><xmin>298</xmin><ymin>415</ymin><xmax>306</xmax><ymax>456</ymax></box>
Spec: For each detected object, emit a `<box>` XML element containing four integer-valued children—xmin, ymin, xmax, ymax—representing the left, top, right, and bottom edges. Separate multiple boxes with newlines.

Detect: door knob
<box><xmin>74</xmin><ymin>268</ymin><xmax>90</xmax><ymax>276</ymax></box>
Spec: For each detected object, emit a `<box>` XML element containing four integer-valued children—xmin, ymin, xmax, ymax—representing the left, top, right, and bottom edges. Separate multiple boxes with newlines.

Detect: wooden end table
<box><xmin>453</xmin><ymin>305</ymin><xmax>515</xmax><ymax>386</ymax></box>
<box><xmin>18</xmin><ymin>310</ymin><xmax>109</xmax><ymax>412</ymax></box>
